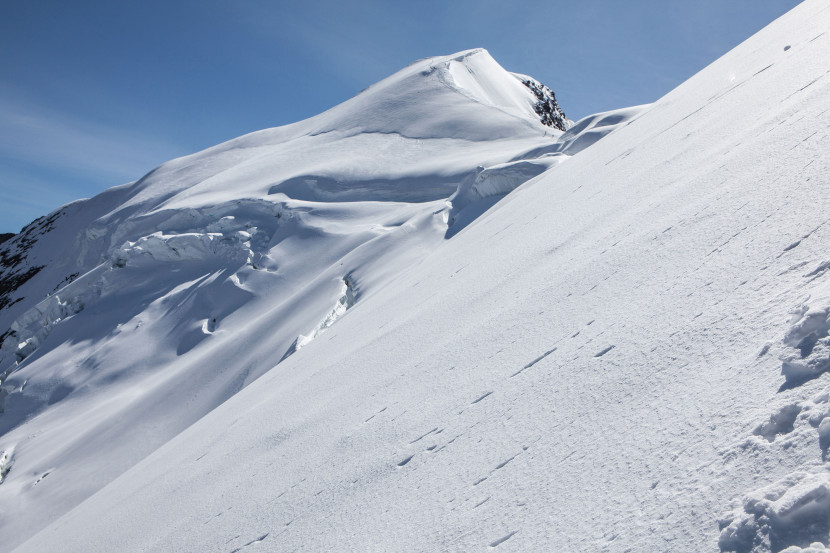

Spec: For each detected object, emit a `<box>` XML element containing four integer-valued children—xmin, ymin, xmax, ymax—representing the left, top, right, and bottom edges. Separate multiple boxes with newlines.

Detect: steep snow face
<box><xmin>0</xmin><ymin>49</ymin><xmax>599</xmax><ymax>552</ymax></box>
<box><xmin>9</xmin><ymin>1</ymin><xmax>830</xmax><ymax>552</ymax></box>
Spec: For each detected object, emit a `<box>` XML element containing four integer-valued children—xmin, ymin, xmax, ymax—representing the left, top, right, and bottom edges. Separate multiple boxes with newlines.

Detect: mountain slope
<box><xmin>0</xmin><ymin>49</ymin><xmax>590</xmax><ymax>552</ymax></box>
<box><xmin>7</xmin><ymin>2</ymin><xmax>830</xmax><ymax>551</ymax></box>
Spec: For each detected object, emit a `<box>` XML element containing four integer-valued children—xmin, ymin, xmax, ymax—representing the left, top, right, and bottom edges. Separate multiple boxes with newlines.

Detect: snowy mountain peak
<box><xmin>293</xmin><ymin>47</ymin><xmax>569</xmax><ymax>142</ymax></box>
<box><xmin>13</xmin><ymin>5</ymin><xmax>830</xmax><ymax>547</ymax></box>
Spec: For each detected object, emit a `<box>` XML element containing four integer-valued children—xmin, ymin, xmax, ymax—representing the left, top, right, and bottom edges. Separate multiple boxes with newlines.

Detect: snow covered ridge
<box><xmin>0</xmin><ymin>50</ymin><xmax>626</xmax><ymax>392</ymax></box>
<box><xmin>0</xmin><ymin>47</ymin><xmax>643</xmax><ymax>552</ymax></box>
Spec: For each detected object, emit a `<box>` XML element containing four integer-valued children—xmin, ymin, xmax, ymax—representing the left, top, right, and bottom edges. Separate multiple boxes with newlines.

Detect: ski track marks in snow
<box><xmin>397</xmin><ymin>454</ymin><xmax>415</xmax><ymax>467</ymax></box>
<box><xmin>510</xmin><ymin>318</ymin><xmax>602</xmax><ymax>377</ymax></box>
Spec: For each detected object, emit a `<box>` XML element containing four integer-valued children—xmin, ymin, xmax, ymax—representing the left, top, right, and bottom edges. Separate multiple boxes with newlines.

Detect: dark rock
<box><xmin>0</xmin><ymin>210</ymin><xmax>63</xmax><ymax>314</ymax></box>
<box><xmin>521</xmin><ymin>78</ymin><xmax>570</xmax><ymax>132</ymax></box>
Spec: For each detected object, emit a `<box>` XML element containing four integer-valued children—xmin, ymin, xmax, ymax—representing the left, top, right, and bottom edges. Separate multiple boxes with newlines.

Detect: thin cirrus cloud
<box><xmin>0</xmin><ymin>90</ymin><xmax>187</xmax><ymax>231</ymax></box>
<box><xmin>0</xmin><ymin>94</ymin><xmax>184</xmax><ymax>183</ymax></box>
<box><xmin>225</xmin><ymin>1</ymin><xmax>412</xmax><ymax>90</ymax></box>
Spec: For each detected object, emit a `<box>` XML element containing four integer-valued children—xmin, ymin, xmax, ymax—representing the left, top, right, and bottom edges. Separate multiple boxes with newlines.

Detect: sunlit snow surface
<box><xmin>0</xmin><ymin>47</ymin><xmax>600</xmax><ymax>551</ymax></box>
<box><xmin>3</xmin><ymin>1</ymin><xmax>830</xmax><ymax>551</ymax></box>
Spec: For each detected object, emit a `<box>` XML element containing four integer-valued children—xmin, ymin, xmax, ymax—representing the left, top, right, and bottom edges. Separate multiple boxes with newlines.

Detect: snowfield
<box><xmin>2</xmin><ymin>1</ymin><xmax>830</xmax><ymax>551</ymax></box>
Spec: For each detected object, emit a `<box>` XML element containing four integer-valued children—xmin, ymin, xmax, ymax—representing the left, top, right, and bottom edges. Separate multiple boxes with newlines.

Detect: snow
<box><xmin>720</xmin><ymin>472</ymin><xmax>830</xmax><ymax>552</ymax></box>
<box><xmin>290</xmin><ymin>276</ymin><xmax>355</xmax><ymax>354</ymax></box>
<box><xmin>780</xmin><ymin>302</ymin><xmax>830</xmax><ymax>386</ymax></box>
<box><xmin>2</xmin><ymin>1</ymin><xmax>830</xmax><ymax>551</ymax></box>
<box><xmin>0</xmin><ymin>47</ymin><xmax>570</xmax><ymax>552</ymax></box>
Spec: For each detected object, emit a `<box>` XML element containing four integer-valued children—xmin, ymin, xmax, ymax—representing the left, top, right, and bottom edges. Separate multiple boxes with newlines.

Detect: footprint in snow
<box><xmin>489</xmin><ymin>531</ymin><xmax>517</xmax><ymax>548</ymax></box>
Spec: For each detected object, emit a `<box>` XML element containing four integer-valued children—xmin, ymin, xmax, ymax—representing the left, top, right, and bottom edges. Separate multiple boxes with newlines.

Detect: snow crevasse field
<box><xmin>2</xmin><ymin>1</ymin><xmax>830</xmax><ymax>551</ymax></box>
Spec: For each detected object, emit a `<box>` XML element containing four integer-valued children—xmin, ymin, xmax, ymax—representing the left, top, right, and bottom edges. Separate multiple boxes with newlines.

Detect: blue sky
<box><xmin>0</xmin><ymin>0</ymin><xmax>801</xmax><ymax>233</ymax></box>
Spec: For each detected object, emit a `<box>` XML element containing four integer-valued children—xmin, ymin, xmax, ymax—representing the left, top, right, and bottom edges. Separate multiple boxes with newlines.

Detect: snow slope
<box><xmin>5</xmin><ymin>1</ymin><xmax>830</xmax><ymax>551</ymax></box>
<box><xmin>0</xmin><ymin>49</ymin><xmax>589</xmax><ymax>552</ymax></box>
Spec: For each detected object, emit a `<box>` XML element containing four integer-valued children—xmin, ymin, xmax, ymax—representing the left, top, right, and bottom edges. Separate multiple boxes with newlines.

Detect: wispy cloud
<box><xmin>0</xmin><ymin>163</ymin><xmax>87</xmax><ymax>232</ymax></box>
<box><xmin>0</xmin><ymin>88</ymin><xmax>187</xmax><ymax>184</ymax></box>
<box><xmin>224</xmin><ymin>1</ymin><xmax>437</xmax><ymax>90</ymax></box>
<box><xmin>0</xmin><ymin>86</ymin><xmax>189</xmax><ymax>231</ymax></box>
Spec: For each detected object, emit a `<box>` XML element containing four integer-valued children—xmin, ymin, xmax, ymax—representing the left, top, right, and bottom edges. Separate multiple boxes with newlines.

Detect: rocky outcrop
<box><xmin>521</xmin><ymin>77</ymin><xmax>571</xmax><ymax>131</ymax></box>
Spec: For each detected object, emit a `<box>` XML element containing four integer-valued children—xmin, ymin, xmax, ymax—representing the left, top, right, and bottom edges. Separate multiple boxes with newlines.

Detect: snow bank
<box><xmin>781</xmin><ymin>543</ymin><xmax>830</xmax><ymax>553</ymax></box>
<box><xmin>780</xmin><ymin>303</ymin><xmax>830</xmax><ymax>385</ymax></box>
<box><xmin>510</xmin><ymin>104</ymin><xmax>650</xmax><ymax>161</ymax></box>
<box><xmin>721</xmin><ymin>294</ymin><xmax>830</xmax><ymax>552</ymax></box>
<box><xmin>719</xmin><ymin>472</ymin><xmax>830</xmax><ymax>553</ymax></box>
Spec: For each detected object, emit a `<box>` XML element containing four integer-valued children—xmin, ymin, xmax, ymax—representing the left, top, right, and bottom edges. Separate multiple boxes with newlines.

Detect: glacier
<box><xmin>1</xmin><ymin>1</ymin><xmax>830</xmax><ymax>551</ymax></box>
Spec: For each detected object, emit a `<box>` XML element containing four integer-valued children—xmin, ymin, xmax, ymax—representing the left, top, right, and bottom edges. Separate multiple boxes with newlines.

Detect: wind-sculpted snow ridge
<box><xmin>446</xmin><ymin>158</ymin><xmax>564</xmax><ymax>235</ymax></box>
<box><xmin>510</xmin><ymin>104</ymin><xmax>650</xmax><ymax>161</ymax></box>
